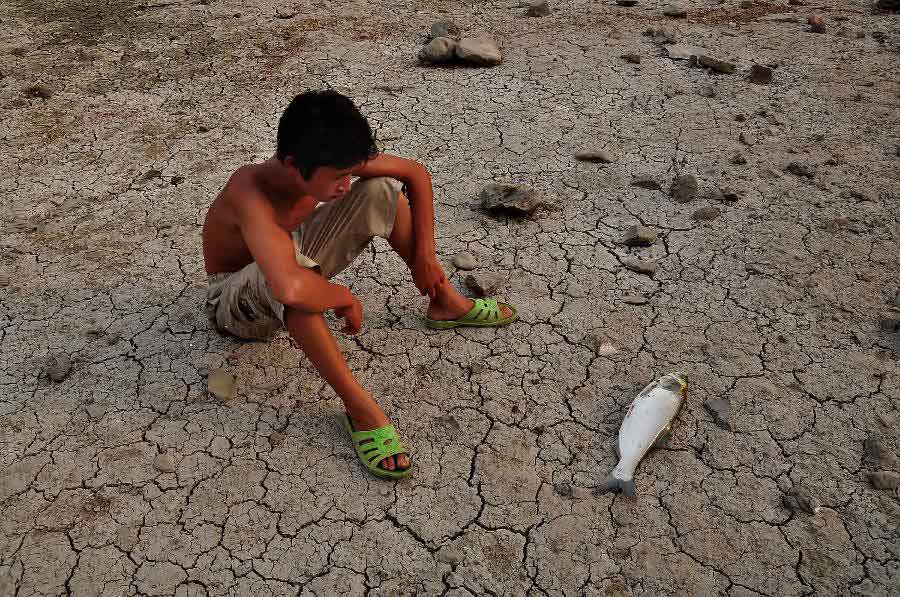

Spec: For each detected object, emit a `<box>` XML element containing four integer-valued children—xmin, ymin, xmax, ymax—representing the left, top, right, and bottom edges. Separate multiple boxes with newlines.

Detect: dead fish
<box><xmin>597</xmin><ymin>372</ymin><xmax>688</xmax><ymax>497</ymax></box>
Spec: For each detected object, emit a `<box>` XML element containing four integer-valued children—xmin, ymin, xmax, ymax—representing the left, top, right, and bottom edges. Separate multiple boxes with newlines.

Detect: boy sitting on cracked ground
<box><xmin>202</xmin><ymin>90</ymin><xmax>518</xmax><ymax>479</ymax></box>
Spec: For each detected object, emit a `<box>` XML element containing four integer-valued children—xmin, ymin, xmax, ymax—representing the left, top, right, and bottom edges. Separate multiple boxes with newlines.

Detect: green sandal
<box><xmin>425</xmin><ymin>298</ymin><xmax>519</xmax><ymax>330</ymax></box>
<box><xmin>342</xmin><ymin>414</ymin><xmax>412</xmax><ymax>480</ymax></box>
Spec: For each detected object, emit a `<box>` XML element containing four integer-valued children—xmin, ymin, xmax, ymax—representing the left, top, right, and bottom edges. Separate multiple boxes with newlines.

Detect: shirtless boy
<box><xmin>202</xmin><ymin>90</ymin><xmax>517</xmax><ymax>479</ymax></box>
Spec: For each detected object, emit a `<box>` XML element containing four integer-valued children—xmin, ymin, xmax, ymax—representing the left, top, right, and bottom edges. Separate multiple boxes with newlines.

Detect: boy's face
<box><xmin>288</xmin><ymin>158</ymin><xmax>359</xmax><ymax>202</ymax></box>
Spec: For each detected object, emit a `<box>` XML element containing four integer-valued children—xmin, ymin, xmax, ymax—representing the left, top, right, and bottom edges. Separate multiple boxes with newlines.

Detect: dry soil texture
<box><xmin>2</xmin><ymin>0</ymin><xmax>900</xmax><ymax>595</ymax></box>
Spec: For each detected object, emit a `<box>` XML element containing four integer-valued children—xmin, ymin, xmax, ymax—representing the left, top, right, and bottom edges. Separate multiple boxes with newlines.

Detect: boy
<box><xmin>202</xmin><ymin>90</ymin><xmax>517</xmax><ymax>479</ymax></box>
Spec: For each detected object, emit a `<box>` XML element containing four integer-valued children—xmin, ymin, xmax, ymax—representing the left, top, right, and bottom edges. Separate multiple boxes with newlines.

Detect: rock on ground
<box><xmin>622</xmin><ymin>224</ymin><xmax>657</xmax><ymax>247</ymax></box>
<box><xmin>479</xmin><ymin>183</ymin><xmax>547</xmax><ymax>214</ymax></box>
<box><xmin>419</xmin><ymin>37</ymin><xmax>457</xmax><ymax>64</ymax></box>
<box><xmin>456</xmin><ymin>34</ymin><xmax>502</xmax><ymax>66</ymax></box>
<box><xmin>464</xmin><ymin>272</ymin><xmax>506</xmax><ymax>297</ymax></box>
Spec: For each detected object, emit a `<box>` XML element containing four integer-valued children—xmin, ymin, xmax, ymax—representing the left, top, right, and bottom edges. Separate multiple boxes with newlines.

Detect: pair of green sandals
<box><xmin>344</xmin><ymin>298</ymin><xmax>517</xmax><ymax>479</ymax></box>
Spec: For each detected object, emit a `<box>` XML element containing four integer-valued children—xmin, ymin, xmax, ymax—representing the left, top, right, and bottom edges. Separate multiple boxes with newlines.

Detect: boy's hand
<box><xmin>412</xmin><ymin>254</ymin><xmax>446</xmax><ymax>300</ymax></box>
<box><xmin>335</xmin><ymin>293</ymin><xmax>363</xmax><ymax>335</ymax></box>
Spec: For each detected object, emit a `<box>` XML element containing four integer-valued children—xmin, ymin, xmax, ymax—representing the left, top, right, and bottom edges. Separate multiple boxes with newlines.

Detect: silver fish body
<box><xmin>598</xmin><ymin>372</ymin><xmax>688</xmax><ymax>497</ymax></box>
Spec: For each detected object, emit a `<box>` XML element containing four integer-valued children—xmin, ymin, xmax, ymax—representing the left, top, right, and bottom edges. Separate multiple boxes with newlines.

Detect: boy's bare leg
<box><xmin>387</xmin><ymin>192</ymin><xmax>513</xmax><ymax>321</ymax></box>
<box><xmin>284</xmin><ymin>308</ymin><xmax>409</xmax><ymax>471</ymax></box>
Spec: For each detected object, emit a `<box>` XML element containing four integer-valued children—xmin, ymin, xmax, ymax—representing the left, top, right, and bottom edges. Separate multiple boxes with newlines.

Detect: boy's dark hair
<box><xmin>276</xmin><ymin>90</ymin><xmax>378</xmax><ymax>180</ymax></box>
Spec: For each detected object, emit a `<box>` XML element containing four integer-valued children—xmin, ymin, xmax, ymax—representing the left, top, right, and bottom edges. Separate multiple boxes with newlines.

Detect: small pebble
<box><xmin>452</xmin><ymin>252</ymin><xmax>478</xmax><ymax>270</ymax></box>
<box><xmin>670</xmin><ymin>174</ymin><xmax>698</xmax><ymax>203</ymax></box>
<box><xmin>622</xmin><ymin>224</ymin><xmax>658</xmax><ymax>247</ymax></box>
<box><xmin>208</xmin><ymin>369</ymin><xmax>236</xmax><ymax>400</ymax></box>
<box><xmin>46</xmin><ymin>354</ymin><xmax>73</xmax><ymax>383</ymax></box>
<box><xmin>692</xmin><ymin>206</ymin><xmax>721</xmax><ymax>221</ymax></box>
<box><xmin>631</xmin><ymin>175</ymin><xmax>661</xmax><ymax>190</ymax></box>
<box><xmin>808</xmin><ymin>14</ymin><xmax>826</xmax><ymax>33</ymax></box>
<box><xmin>153</xmin><ymin>453</ymin><xmax>176</xmax><ymax>473</ymax></box>
<box><xmin>782</xmin><ymin>487</ymin><xmax>821</xmax><ymax>514</ymax></box>
<box><xmin>869</xmin><ymin>471</ymin><xmax>900</xmax><ymax>490</ymax></box>
<box><xmin>622</xmin><ymin>256</ymin><xmax>658</xmax><ymax>276</ymax></box>
<box><xmin>749</xmin><ymin>64</ymin><xmax>773</xmax><ymax>84</ymax></box>
<box><xmin>24</xmin><ymin>84</ymin><xmax>52</xmax><ymax>99</ymax></box>
<box><xmin>663</xmin><ymin>4</ymin><xmax>687</xmax><ymax>18</ymax></box>
<box><xmin>526</xmin><ymin>0</ymin><xmax>551</xmax><ymax>17</ymax></box>
<box><xmin>622</xmin><ymin>294</ymin><xmax>649</xmax><ymax>305</ymax></box>
<box><xmin>464</xmin><ymin>272</ymin><xmax>506</xmax><ymax>297</ymax></box>
<box><xmin>574</xmin><ymin>149</ymin><xmax>615</xmax><ymax>163</ymax></box>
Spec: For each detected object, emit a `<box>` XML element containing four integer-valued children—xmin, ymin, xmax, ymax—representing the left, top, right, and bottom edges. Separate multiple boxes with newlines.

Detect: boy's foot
<box><xmin>346</xmin><ymin>396</ymin><xmax>410</xmax><ymax>472</ymax></box>
<box><xmin>425</xmin><ymin>279</ymin><xmax>513</xmax><ymax>322</ymax></box>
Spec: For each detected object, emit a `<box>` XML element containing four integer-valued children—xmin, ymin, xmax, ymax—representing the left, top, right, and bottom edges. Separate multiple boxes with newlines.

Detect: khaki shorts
<box><xmin>205</xmin><ymin>176</ymin><xmax>402</xmax><ymax>340</ymax></box>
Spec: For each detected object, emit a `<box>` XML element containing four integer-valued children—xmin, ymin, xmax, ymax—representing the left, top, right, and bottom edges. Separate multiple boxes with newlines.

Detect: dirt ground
<box><xmin>2</xmin><ymin>0</ymin><xmax>900</xmax><ymax>594</ymax></box>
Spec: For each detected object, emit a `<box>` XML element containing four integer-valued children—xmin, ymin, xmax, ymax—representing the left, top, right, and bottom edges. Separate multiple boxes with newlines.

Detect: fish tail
<box><xmin>595</xmin><ymin>474</ymin><xmax>637</xmax><ymax>497</ymax></box>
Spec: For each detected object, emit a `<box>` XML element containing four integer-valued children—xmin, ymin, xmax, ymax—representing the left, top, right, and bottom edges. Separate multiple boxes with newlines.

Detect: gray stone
<box><xmin>85</xmin><ymin>403</ymin><xmax>108</xmax><ymax>419</ymax></box>
<box><xmin>452</xmin><ymin>252</ymin><xmax>478</xmax><ymax>270</ymax></box>
<box><xmin>663</xmin><ymin>4</ymin><xmax>687</xmax><ymax>18</ymax></box>
<box><xmin>24</xmin><ymin>84</ymin><xmax>52</xmax><ymax>99</ymax></box>
<box><xmin>418</xmin><ymin>37</ymin><xmax>457</xmax><ymax>64</ymax></box>
<box><xmin>692</xmin><ymin>206</ymin><xmax>721</xmax><ymax>221</ymax></box>
<box><xmin>782</xmin><ymin>487</ymin><xmax>821</xmax><ymax>515</ymax></box>
<box><xmin>479</xmin><ymin>183</ymin><xmax>547</xmax><ymax>214</ymax></box>
<box><xmin>437</xmin><ymin>547</ymin><xmax>465</xmax><ymax>565</ymax></box>
<box><xmin>732</xmin><ymin>152</ymin><xmax>747</xmax><ymax>165</ymax></box>
<box><xmin>631</xmin><ymin>174</ymin><xmax>661</xmax><ymax>190</ymax></box>
<box><xmin>429</xmin><ymin>20</ymin><xmax>460</xmax><ymax>41</ymax></box>
<box><xmin>786</xmin><ymin>161</ymin><xmax>817</xmax><ymax>178</ymax></box>
<box><xmin>269</xmin><ymin>432</ymin><xmax>286</xmax><ymax>446</ymax></box>
<box><xmin>697</xmin><ymin>84</ymin><xmax>716</xmax><ymax>98</ymax></box>
<box><xmin>749</xmin><ymin>64</ymin><xmax>773</xmax><ymax>84</ymax></box>
<box><xmin>621</xmin><ymin>52</ymin><xmax>641</xmax><ymax>64</ymax></box>
<box><xmin>46</xmin><ymin>353</ymin><xmax>72</xmax><ymax>382</ymax></box>
<box><xmin>274</xmin><ymin>7</ymin><xmax>297</xmax><ymax>19</ymax></box>
<box><xmin>526</xmin><ymin>0</ymin><xmax>551</xmax><ymax>17</ymax></box>
<box><xmin>864</xmin><ymin>434</ymin><xmax>899</xmax><ymax>468</ymax></box>
<box><xmin>622</xmin><ymin>224</ymin><xmax>657</xmax><ymax>247</ymax></box>
<box><xmin>208</xmin><ymin>368</ymin><xmax>236</xmax><ymax>400</ymax></box>
<box><xmin>869</xmin><ymin>471</ymin><xmax>900</xmax><ymax>490</ymax></box>
<box><xmin>616</xmin><ymin>0</ymin><xmax>638</xmax><ymax>5</ymax></box>
<box><xmin>574</xmin><ymin>149</ymin><xmax>615</xmax><ymax>163</ymax></box>
<box><xmin>464</xmin><ymin>272</ymin><xmax>507</xmax><ymax>297</ymax></box>
<box><xmin>456</xmin><ymin>35</ymin><xmax>502</xmax><ymax>66</ymax></box>
<box><xmin>645</xmin><ymin>26</ymin><xmax>678</xmax><ymax>45</ymax></box>
<box><xmin>880</xmin><ymin>318</ymin><xmax>900</xmax><ymax>333</ymax></box>
<box><xmin>665</xmin><ymin>44</ymin><xmax>704</xmax><ymax>60</ymax></box>
<box><xmin>720</xmin><ymin>187</ymin><xmax>742</xmax><ymax>202</ymax></box>
<box><xmin>153</xmin><ymin>453</ymin><xmax>176</xmax><ymax>473</ymax></box>
<box><xmin>622</xmin><ymin>294</ymin><xmax>649</xmax><ymax>305</ymax></box>
<box><xmin>691</xmin><ymin>55</ymin><xmax>737</xmax><ymax>74</ymax></box>
<box><xmin>704</xmin><ymin>398</ymin><xmax>731</xmax><ymax>430</ymax></box>
<box><xmin>670</xmin><ymin>174</ymin><xmax>698</xmax><ymax>203</ymax></box>
<box><xmin>553</xmin><ymin>482</ymin><xmax>572</xmax><ymax>497</ymax></box>
<box><xmin>740</xmin><ymin>131</ymin><xmax>757</xmax><ymax>146</ymax></box>
<box><xmin>622</xmin><ymin>256</ymin><xmax>657</xmax><ymax>276</ymax></box>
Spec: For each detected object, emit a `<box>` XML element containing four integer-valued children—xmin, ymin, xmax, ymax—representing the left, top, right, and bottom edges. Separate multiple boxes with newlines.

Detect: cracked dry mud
<box><xmin>2</xmin><ymin>0</ymin><xmax>899</xmax><ymax>595</ymax></box>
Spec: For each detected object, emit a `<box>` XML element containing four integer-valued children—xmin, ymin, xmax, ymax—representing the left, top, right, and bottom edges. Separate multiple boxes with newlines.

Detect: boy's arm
<box><xmin>234</xmin><ymin>193</ymin><xmax>356</xmax><ymax>314</ymax></box>
<box><xmin>352</xmin><ymin>153</ymin><xmax>445</xmax><ymax>297</ymax></box>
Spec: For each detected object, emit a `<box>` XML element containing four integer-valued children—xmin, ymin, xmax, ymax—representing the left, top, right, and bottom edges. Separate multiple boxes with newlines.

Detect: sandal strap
<box><xmin>349</xmin><ymin>424</ymin><xmax>408</xmax><ymax>468</ymax></box>
<box><xmin>460</xmin><ymin>298</ymin><xmax>504</xmax><ymax>324</ymax></box>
